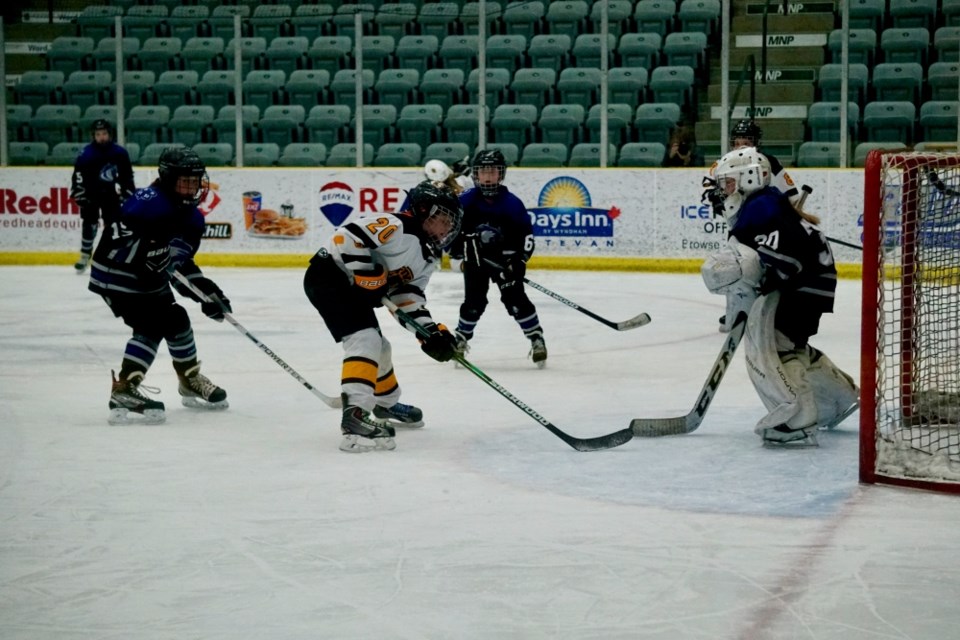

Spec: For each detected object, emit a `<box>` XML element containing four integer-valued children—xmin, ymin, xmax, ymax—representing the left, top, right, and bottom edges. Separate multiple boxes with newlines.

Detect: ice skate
<box><xmin>761</xmin><ymin>424</ymin><xmax>819</xmax><ymax>448</ymax></box>
<box><xmin>529</xmin><ymin>334</ymin><xmax>547</xmax><ymax>369</ymax></box>
<box><xmin>374</xmin><ymin>402</ymin><xmax>424</xmax><ymax>429</ymax></box>
<box><xmin>340</xmin><ymin>404</ymin><xmax>397</xmax><ymax>452</ymax></box>
<box><xmin>453</xmin><ymin>331</ymin><xmax>470</xmax><ymax>368</ymax></box>
<box><xmin>177</xmin><ymin>362</ymin><xmax>228</xmax><ymax>410</ymax></box>
<box><xmin>74</xmin><ymin>252</ymin><xmax>91</xmax><ymax>274</ymax></box>
<box><xmin>108</xmin><ymin>370</ymin><xmax>165</xmax><ymax>425</ymax></box>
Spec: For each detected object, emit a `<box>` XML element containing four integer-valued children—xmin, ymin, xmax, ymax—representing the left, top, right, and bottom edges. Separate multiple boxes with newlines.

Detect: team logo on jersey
<box><xmin>528</xmin><ymin>177</ymin><xmax>619</xmax><ymax>237</ymax></box>
<box><xmin>319</xmin><ymin>181</ymin><xmax>354</xmax><ymax>226</ymax></box>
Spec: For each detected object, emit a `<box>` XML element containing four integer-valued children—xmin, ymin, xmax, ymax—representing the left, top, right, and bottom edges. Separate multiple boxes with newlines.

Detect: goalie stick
<box><xmin>631</xmin><ymin>311</ymin><xmax>747</xmax><ymax>436</ymax></box>
<box><xmin>173</xmin><ymin>271</ymin><xmax>341</xmax><ymax>409</ymax></box>
<box><xmin>481</xmin><ymin>258</ymin><xmax>652</xmax><ymax>331</ymax></box>
<box><xmin>381</xmin><ymin>298</ymin><xmax>634</xmax><ymax>451</ymax></box>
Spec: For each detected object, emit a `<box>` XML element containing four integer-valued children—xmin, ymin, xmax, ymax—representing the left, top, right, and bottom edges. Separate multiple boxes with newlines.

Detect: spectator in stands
<box><xmin>664</xmin><ymin>125</ymin><xmax>704</xmax><ymax>167</ymax></box>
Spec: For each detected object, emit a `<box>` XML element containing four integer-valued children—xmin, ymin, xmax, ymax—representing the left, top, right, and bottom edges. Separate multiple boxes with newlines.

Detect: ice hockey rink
<box><xmin>2</xmin><ymin>265</ymin><xmax>958</xmax><ymax>640</ymax></box>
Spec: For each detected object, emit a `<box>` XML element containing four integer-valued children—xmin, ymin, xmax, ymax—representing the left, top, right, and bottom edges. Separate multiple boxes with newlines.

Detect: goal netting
<box><xmin>861</xmin><ymin>150</ymin><xmax>960</xmax><ymax>493</ymax></box>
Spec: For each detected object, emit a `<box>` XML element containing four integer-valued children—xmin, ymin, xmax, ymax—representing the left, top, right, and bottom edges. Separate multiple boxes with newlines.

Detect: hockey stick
<box><xmin>926</xmin><ymin>169</ymin><xmax>960</xmax><ymax>197</ymax></box>
<box><xmin>480</xmin><ymin>258</ymin><xmax>652</xmax><ymax>330</ymax></box>
<box><xmin>381</xmin><ymin>298</ymin><xmax>634</xmax><ymax>451</ymax></box>
<box><xmin>797</xmin><ymin>185</ymin><xmax>863</xmax><ymax>251</ymax></box>
<box><xmin>173</xmin><ymin>271</ymin><xmax>341</xmax><ymax>409</ymax></box>
<box><xmin>631</xmin><ymin>311</ymin><xmax>747</xmax><ymax>436</ymax></box>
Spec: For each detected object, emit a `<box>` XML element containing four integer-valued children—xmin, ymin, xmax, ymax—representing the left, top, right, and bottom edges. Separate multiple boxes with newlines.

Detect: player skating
<box><xmin>88</xmin><ymin>148</ymin><xmax>231</xmax><ymax>425</ymax></box>
<box><xmin>303</xmin><ymin>180</ymin><xmax>463</xmax><ymax>452</ymax></box>
<box><xmin>700</xmin><ymin>147</ymin><xmax>859</xmax><ymax>446</ymax></box>
<box><xmin>446</xmin><ymin>149</ymin><xmax>547</xmax><ymax>368</ymax></box>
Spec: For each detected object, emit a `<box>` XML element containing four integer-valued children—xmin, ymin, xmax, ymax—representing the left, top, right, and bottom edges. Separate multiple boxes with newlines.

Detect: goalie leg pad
<box><xmin>745</xmin><ymin>293</ymin><xmax>818</xmax><ymax>436</ymax></box>
<box><xmin>806</xmin><ymin>347</ymin><xmax>860</xmax><ymax>430</ymax></box>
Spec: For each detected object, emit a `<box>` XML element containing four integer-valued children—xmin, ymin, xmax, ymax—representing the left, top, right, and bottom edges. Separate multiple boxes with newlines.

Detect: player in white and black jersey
<box><xmin>303</xmin><ymin>180</ymin><xmax>463</xmax><ymax>453</ymax></box>
<box><xmin>728</xmin><ymin>119</ymin><xmax>801</xmax><ymax>206</ymax></box>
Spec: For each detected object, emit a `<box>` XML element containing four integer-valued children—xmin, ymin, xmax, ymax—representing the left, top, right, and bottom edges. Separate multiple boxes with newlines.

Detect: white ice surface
<box><xmin>2</xmin><ymin>266</ymin><xmax>959</xmax><ymax>640</ymax></box>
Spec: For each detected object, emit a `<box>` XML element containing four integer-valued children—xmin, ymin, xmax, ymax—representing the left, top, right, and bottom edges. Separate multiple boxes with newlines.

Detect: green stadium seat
<box><xmin>649</xmin><ymin>66</ymin><xmax>695</xmax><ymax>108</ymax></box>
<box><xmin>285</xmin><ymin>69</ymin><xmax>331</xmax><ymax>112</ymax></box>
<box><xmin>32</xmin><ymin>104</ymin><xmax>82</xmax><ymax>146</ymax></box>
<box><xmin>678</xmin><ymin>0</ymin><xmax>720</xmax><ymax>36</ymax></box>
<box><xmin>243</xmin><ymin>70</ymin><xmax>286</xmax><ymax>113</ymax></box>
<box><xmin>889</xmin><ymin>0</ymin><xmax>936</xmax><ymax>30</ymax></box>
<box><xmin>545</xmin><ymin>1</ymin><xmax>589</xmax><ymax>40</ymax></box>
<box><xmin>510</xmin><ymin>68</ymin><xmax>556</xmax><ymax>111</ymax></box>
<box><xmin>225</xmin><ymin>37</ymin><xmax>268</xmax><ymax>76</ymax></box>
<box><xmin>257</xmin><ymin>105</ymin><xmax>305</xmax><ymax>147</ymax></box>
<box><xmin>848</xmin><ymin>0</ymin><xmax>885</xmax><ymax>31</ymax></box>
<box><xmin>487</xmin><ymin>35</ymin><xmax>527</xmax><ymax>76</ymax></box>
<box><xmin>251</xmin><ymin>5</ymin><xmax>293</xmax><ymax>41</ymax></box>
<box><xmin>375</xmin><ymin>69</ymin><xmax>419</xmax><ymax>113</ymax></box>
<box><xmin>9</xmin><ymin>142</ymin><xmax>49</xmax><ymax>166</ymax></box>
<box><xmin>527</xmin><ymin>34</ymin><xmax>571</xmax><ymax>72</ymax></box>
<box><xmin>168</xmin><ymin>105</ymin><xmax>215</xmax><ymax>146</ymax></box>
<box><xmin>880</xmin><ymin>28</ymin><xmax>930</xmax><ymax>66</ymax></box>
<box><xmin>193</xmin><ymin>142</ymin><xmax>234</xmax><ymax>166</ymax></box>
<box><xmin>589</xmin><ymin>0</ymin><xmax>633</xmax><ymax>38</ymax></box>
<box><xmin>64</xmin><ymin>71</ymin><xmax>112</xmax><ymax>112</ymax></box>
<box><xmin>353</xmin><ymin>104</ymin><xmax>397</xmax><ymax>147</ymax></box>
<box><xmin>373</xmin><ymin>142</ymin><xmax>422</xmax><ymax>167</ymax></box>
<box><xmin>806</xmin><ymin>101</ymin><xmax>859</xmax><ymax>142</ymax></box>
<box><xmin>396</xmin><ymin>35</ymin><xmax>439</xmax><ymax>75</ymax></box>
<box><xmin>397</xmin><ymin>104</ymin><xmax>444</xmax><ymax>147</ymax></box>
<box><xmin>873</xmin><ymin>63</ymin><xmax>923</xmax><ymax>102</ymax></box>
<box><xmin>137</xmin><ymin>38</ymin><xmax>182</xmax><ymax>78</ymax></box>
<box><xmin>358</xmin><ymin>36</ymin><xmax>396</xmax><ymax>75</ymax></box>
<box><xmin>14</xmin><ymin>71</ymin><xmax>65</xmax><ymax>112</ymax></box>
<box><xmin>796</xmin><ymin>142</ymin><xmax>841</xmax><ymax>167</ymax></box>
<box><xmin>503</xmin><ymin>1</ymin><xmax>545</xmax><ymax>41</ymax></box>
<box><xmin>419</xmin><ymin>3</ymin><xmax>460</xmax><ymax>40</ymax></box>
<box><xmin>863</xmin><ymin>101</ymin><xmax>917</xmax><ymax>143</ymax></box>
<box><xmin>266</xmin><ymin>37</ymin><xmax>309</xmax><ymax>77</ymax></box>
<box><xmin>327</xmin><ymin>142</ymin><xmax>375</xmax><ymax>167</ymax></box>
<box><xmin>945</xmin><ymin>0</ymin><xmax>960</xmax><ymax>27</ymax></box>
<box><xmin>663</xmin><ymin>32</ymin><xmax>708</xmax><ymax>70</ymax></box>
<box><xmin>828</xmin><ymin>29</ymin><xmax>877</xmax><ymax>66</ymax></box>
<box><xmin>213</xmin><ymin>105</ymin><xmax>260</xmax><ymax>144</ymax></box>
<box><xmin>538</xmin><ymin>103</ymin><xmax>585</xmax><ymax>146</ymax></box>
<box><xmin>243</xmin><ymin>143</ymin><xmax>281</xmax><ymax>166</ymax></box>
<box><xmin>440</xmin><ymin>36</ymin><xmax>479</xmax><ymax>76</ymax></box>
<box><xmin>210</xmin><ymin>6</ymin><xmax>251</xmax><ymax>43</ymax></box>
<box><xmin>569</xmin><ymin>142</ymin><xmax>617</xmax><ymax>167</ymax></box>
<box><xmin>618</xmin><ymin>142</ymin><xmax>666</xmax><ymax>167</ymax></box>
<box><xmin>77</xmin><ymin>5</ymin><xmax>122</xmax><ymax>41</ymax></box>
<box><xmin>618</xmin><ymin>33</ymin><xmax>662</xmax><ymax>70</ymax></box>
<box><xmin>7</xmin><ymin>105</ymin><xmax>33</xmax><ymax>142</ymax></box>
<box><xmin>461</xmin><ymin>1</ymin><xmax>503</xmax><ymax>36</ymax></box>
<box><xmin>817</xmin><ymin>63</ymin><xmax>868</xmax><ymax>103</ymax></box>
<box><xmin>572</xmin><ymin>34</ymin><xmax>615</xmax><ymax>69</ymax></box>
<box><xmin>466</xmin><ymin>68</ymin><xmax>511</xmax><ymax>112</ymax></box>
<box><xmin>929</xmin><ymin>62</ymin><xmax>960</xmax><ymax>100</ymax></box>
<box><xmin>492</xmin><ymin>103</ymin><xmax>538</xmax><ymax>147</ymax></box>
<box><xmin>920</xmin><ymin>101</ymin><xmax>960</xmax><ymax>142</ymax></box>
<box><xmin>126</xmin><ymin>105</ymin><xmax>172</xmax><ymax>149</ymax></box>
<box><xmin>140</xmin><ymin>143</ymin><xmax>185</xmax><ymax>168</ymax></box>
<box><xmin>444</xmin><ymin>104</ymin><xmax>488</xmax><ymax>149</ymax></box>
<box><xmin>115</xmin><ymin>70</ymin><xmax>155</xmax><ymax>111</ymax></box>
<box><xmin>92</xmin><ymin>37</ymin><xmax>139</xmax><ymax>78</ymax></box>
<box><xmin>330</xmin><ymin>69</ymin><xmax>375</xmax><ymax>108</ymax></box>
<box><xmin>278</xmin><ymin>142</ymin><xmax>327</xmax><ymax>167</ymax></box>
<box><xmin>586</xmin><ymin>103</ymin><xmax>634</xmax><ymax>146</ymax></box>
<box><xmin>47</xmin><ymin>142</ymin><xmax>85</xmax><ymax>166</ymax></box>
<box><xmin>332</xmin><ymin>4</ymin><xmax>375</xmax><ymax>41</ymax></box>
<box><xmin>634</xmin><ymin>102</ymin><xmax>681</xmax><ymax>146</ymax></box>
<box><xmin>168</xmin><ymin>6</ymin><xmax>210</xmax><ymax>43</ymax></box>
<box><xmin>181</xmin><ymin>37</ymin><xmax>226</xmax><ymax>75</ymax></box>
<box><xmin>155</xmin><ymin>70</ymin><xmax>200</xmax><ymax>110</ymax></box>
<box><xmin>853</xmin><ymin>142</ymin><xmax>907</xmax><ymax>167</ymax></box>
<box><xmin>305</xmin><ymin>104</ymin><xmax>351</xmax><ymax>147</ymax></box>
<box><xmin>290</xmin><ymin>5</ymin><xmax>334</xmax><ymax>44</ymax></box>
<box><xmin>520</xmin><ymin>142</ymin><xmax>568</xmax><ymax>167</ymax></box>
<box><xmin>934</xmin><ymin>27</ymin><xmax>960</xmax><ymax>63</ymax></box>
<box><xmin>486</xmin><ymin>142</ymin><xmax>520</xmax><ymax>166</ymax></box>
<box><xmin>425</xmin><ymin>142</ymin><xmax>473</xmax><ymax>166</ymax></box>
<box><xmin>46</xmin><ymin>37</ymin><xmax>94</xmax><ymax>76</ymax></box>
<box><xmin>123</xmin><ymin>6</ymin><xmax>170</xmax><ymax>43</ymax></box>
<box><xmin>634</xmin><ymin>0</ymin><xmax>675</xmax><ymax>38</ymax></box>
<box><xmin>197</xmin><ymin>70</ymin><xmax>237</xmax><ymax>113</ymax></box>
<box><xmin>557</xmin><ymin>67</ymin><xmax>600</xmax><ymax>109</ymax></box>
<box><xmin>375</xmin><ymin>4</ymin><xmax>416</xmax><ymax>41</ymax></box>
<box><xmin>420</xmin><ymin>68</ymin><xmax>465</xmax><ymax>112</ymax></box>
<box><xmin>124</xmin><ymin>142</ymin><xmax>141</xmax><ymax>165</ymax></box>
<box><xmin>608</xmin><ymin>67</ymin><xmax>648</xmax><ymax>104</ymax></box>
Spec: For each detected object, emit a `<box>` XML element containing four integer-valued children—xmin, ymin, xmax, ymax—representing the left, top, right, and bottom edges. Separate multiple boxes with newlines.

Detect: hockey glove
<box><xmin>499</xmin><ymin>252</ymin><xmax>526</xmax><ymax>282</ymax></box>
<box><xmin>192</xmin><ymin>277</ymin><xmax>232</xmax><ymax>321</ymax></box>
<box><xmin>419</xmin><ymin>323</ymin><xmax>458</xmax><ymax>362</ymax></box>
<box><xmin>352</xmin><ymin>264</ymin><xmax>389</xmax><ymax>307</ymax></box>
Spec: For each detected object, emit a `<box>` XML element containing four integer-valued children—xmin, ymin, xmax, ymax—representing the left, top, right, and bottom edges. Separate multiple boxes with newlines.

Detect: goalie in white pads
<box><xmin>701</xmin><ymin>147</ymin><xmax>859</xmax><ymax>447</ymax></box>
<box><xmin>303</xmin><ymin>180</ymin><xmax>463</xmax><ymax>452</ymax></box>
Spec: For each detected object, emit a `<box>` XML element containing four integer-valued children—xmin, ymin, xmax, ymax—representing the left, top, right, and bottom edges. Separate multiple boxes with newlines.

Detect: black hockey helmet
<box><xmin>157</xmin><ymin>147</ymin><xmax>209</xmax><ymax>207</ymax></box>
<box><xmin>406</xmin><ymin>179</ymin><xmax>463</xmax><ymax>253</ymax></box>
<box><xmin>91</xmin><ymin>118</ymin><xmax>113</xmax><ymax>141</ymax></box>
<box><xmin>729</xmin><ymin>119</ymin><xmax>763</xmax><ymax>149</ymax></box>
<box><xmin>472</xmin><ymin>149</ymin><xmax>506</xmax><ymax>197</ymax></box>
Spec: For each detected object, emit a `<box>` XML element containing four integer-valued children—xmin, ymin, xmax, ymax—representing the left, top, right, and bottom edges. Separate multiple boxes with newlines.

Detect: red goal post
<box><xmin>861</xmin><ymin>149</ymin><xmax>960</xmax><ymax>493</ymax></box>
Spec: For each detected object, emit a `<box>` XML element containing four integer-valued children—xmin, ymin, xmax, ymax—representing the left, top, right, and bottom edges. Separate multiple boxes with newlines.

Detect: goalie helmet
<box><xmin>472</xmin><ymin>149</ymin><xmax>506</xmax><ymax>198</ymax></box>
<box><xmin>406</xmin><ymin>180</ymin><xmax>463</xmax><ymax>254</ymax></box>
<box><xmin>729</xmin><ymin>119</ymin><xmax>763</xmax><ymax>149</ymax></box>
<box><xmin>424</xmin><ymin>159</ymin><xmax>452</xmax><ymax>182</ymax></box>
<box><xmin>157</xmin><ymin>148</ymin><xmax>209</xmax><ymax>207</ymax></box>
<box><xmin>712</xmin><ymin>147</ymin><xmax>771</xmax><ymax>221</ymax></box>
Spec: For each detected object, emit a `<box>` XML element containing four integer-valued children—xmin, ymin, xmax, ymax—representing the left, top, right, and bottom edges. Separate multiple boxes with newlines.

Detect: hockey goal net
<box><xmin>861</xmin><ymin>150</ymin><xmax>960</xmax><ymax>493</ymax></box>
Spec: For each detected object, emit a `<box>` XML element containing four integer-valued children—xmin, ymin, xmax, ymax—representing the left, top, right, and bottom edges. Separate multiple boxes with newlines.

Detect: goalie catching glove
<box><xmin>418</xmin><ymin>322</ymin><xmax>458</xmax><ymax>362</ymax></box>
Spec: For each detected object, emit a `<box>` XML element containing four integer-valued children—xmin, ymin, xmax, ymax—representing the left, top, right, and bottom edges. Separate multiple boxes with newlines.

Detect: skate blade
<box><xmin>108</xmin><ymin>407</ymin><xmax>166</xmax><ymax>426</ymax></box>
<box><xmin>180</xmin><ymin>396</ymin><xmax>229</xmax><ymax>410</ymax></box>
<box><xmin>378</xmin><ymin>418</ymin><xmax>424</xmax><ymax>429</ymax></box>
<box><xmin>762</xmin><ymin>433</ymin><xmax>819</xmax><ymax>448</ymax></box>
<box><xmin>534</xmin><ymin>360</ymin><xmax>546</xmax><ymax>369</ymax></box>
<box><xmin>339</xmin><ymin>434</ymin><xmax>397</xmax><ymax>452</ymax></box>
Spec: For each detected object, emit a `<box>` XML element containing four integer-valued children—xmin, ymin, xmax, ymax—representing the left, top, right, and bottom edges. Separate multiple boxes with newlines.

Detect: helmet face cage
<box><xmin>713</xmin><ymin>148</ymin><xmax>770</xmax><ymax>219</ymax></box>
<box><xmin>472</xmin><ymin>149</ymin><xmax>506</xmax><ymax>197</ymax></box>
<box><xmin>158</xmin><ymin>149</ymin><xmax>209</xmax><ymax>207</ymax></box>
<box><xmin>408</xmin><ymin>180</ymin><xmax>463</xmax><ymax>253</ymax></box>
<box><xmin>729</xmin><ymin>119</ymin><xmax>763</xmax><ymax>149</ymax></box>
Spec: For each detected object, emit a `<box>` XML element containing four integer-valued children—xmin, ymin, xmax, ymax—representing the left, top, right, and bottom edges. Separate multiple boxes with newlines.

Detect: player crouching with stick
<box><xmin>700</xmin><ymin>147</ymin><xmax>859</xmax><ymax>447</ymax></box>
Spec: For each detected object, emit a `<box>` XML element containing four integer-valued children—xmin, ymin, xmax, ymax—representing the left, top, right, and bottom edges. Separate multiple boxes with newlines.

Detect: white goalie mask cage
<box><xmin>712</xmin><ymin>147</ymin><xmax>772</xmax><ymax>221</ymax></box>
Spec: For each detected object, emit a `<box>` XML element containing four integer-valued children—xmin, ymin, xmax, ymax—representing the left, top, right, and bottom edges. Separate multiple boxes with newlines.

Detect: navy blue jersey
<box><xmin>730</xmin><ymin>186</ymin><xmax>836</xmax><ymax>313</ymax></box>
<box><xmin>70</xmin><ymin>142</ymin><xmax>135</xmax><ymax>206</ymax></box>
<box><xmin>89</xmin><ymin>184</ymin><xmax>205</xmax><ymax>296</ymax></box>
<box><xmin>448</xmin><ymin>186</ymin><xmax>533</xmax><ymax>261</ymax></box>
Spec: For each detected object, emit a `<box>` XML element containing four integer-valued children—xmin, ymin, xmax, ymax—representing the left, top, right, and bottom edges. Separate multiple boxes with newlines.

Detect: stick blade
<box><xmin>616</xmin><ymin>312</ymin><xmax>652</xmax><ymax>331</ymax></box>
<box><xmin>563</xmin><ymin>427</ymin><xmax>635</xmax><ymax>451</ymax></box>
<box><xmin>631</xmin><ymin>416</ymin><xmax>693</xmax><ymax>437</ymax></box>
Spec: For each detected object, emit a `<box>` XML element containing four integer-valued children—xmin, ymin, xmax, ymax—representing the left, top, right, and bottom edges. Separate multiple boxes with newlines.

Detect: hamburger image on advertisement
<box><xmin>246</xmin><ymin>201</ymin><xmax>308</xmax><ymax>239</ymax></box>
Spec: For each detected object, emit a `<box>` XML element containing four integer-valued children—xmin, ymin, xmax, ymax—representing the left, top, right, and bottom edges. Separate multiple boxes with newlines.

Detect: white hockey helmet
<box><xmin>712</xmin><ymin>147</ymin><xmax>771</xmax><ymax>220</ymax></box>
<box><xmin>424</xmin><ymin>159</ymin><xmax>453</xmax><ymax>182</ymax></box>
